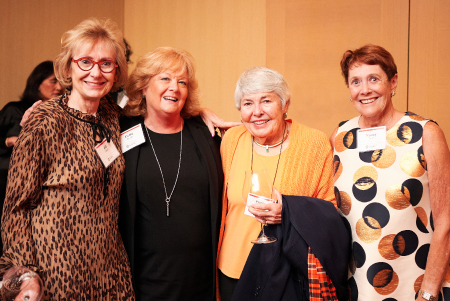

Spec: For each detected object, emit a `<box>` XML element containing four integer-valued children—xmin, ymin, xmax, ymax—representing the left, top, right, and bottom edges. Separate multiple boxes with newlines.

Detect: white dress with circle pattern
<box><xmin>333</xmin><ymin>112</ymin><xmax>450</xmax><ymax>300</ymax></box>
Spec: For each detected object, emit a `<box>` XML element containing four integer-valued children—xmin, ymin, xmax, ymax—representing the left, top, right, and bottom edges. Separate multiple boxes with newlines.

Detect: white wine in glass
<box><xmin>242</xmin><ymin>169</ymin><xmax>277</xmax><ymax>244</ymax></box>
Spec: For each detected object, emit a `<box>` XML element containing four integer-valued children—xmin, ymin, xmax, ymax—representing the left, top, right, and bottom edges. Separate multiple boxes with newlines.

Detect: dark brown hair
<box><xmin>340</xmin><ymin>44</ymin><xmax>397</xmax><ymax>86</ymax></box>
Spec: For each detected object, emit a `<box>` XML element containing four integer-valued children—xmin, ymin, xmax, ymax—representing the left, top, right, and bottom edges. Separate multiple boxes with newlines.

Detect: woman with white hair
<box><xmin>217</xmin><ymin>67</ymin><xmax>342</xmax><ymax>300</ymax></box>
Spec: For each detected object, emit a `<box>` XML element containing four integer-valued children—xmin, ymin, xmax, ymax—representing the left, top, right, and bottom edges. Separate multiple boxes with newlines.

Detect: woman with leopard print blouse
<box><xmin>0</xmin><ymin>18</ymin><xmax>135</xmax><ymax>300</ymax></box>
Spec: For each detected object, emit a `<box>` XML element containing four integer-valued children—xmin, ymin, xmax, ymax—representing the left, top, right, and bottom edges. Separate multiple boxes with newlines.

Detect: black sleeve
<box><xmin>0</xmin><ymin>104</ymin><xmax>23</xmax><ymax>155</ymax></box>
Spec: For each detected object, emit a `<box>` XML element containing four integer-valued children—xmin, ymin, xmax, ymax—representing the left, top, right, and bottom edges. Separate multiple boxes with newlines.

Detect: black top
<box><xmin>0</xmin><ymin>101</ymin><xmax>30</xmax><ymax>170</ymax></box>
<box><xmin>0</xmin><ymin>101</ymin><xmax>30</xmax><ymax>256</ymax></box>
<box><xmin>134</xmin><ymin>125</ymin><xmax>213</xmax><ymax>301</ymax></box>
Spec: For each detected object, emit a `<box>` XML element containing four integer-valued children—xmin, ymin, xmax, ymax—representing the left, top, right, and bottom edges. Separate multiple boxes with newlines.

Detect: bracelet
<box><xmin>18</xmin><ymin>271</ymin><xmax>39</xmax><ymax>282</ymax></box>
<box><xmin>418</xmin><ymin>288</ymin><xmax>438</xmax><ymax>301</ymax></box>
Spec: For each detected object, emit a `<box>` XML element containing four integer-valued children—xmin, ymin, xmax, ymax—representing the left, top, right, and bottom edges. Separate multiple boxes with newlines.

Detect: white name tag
<box><xmin>357</xmin><ymin>126</ymin><xmax>386</xmax><ymax>152</ymax></box>
<box><xmin>95</xmin><ymin>139</ymin><xmax>120</xmax><ymax>168</ymax></box>
<box><xmin>121</xmin><ymin>124</ymin><xmax>146</xmax><ymax>153</ymax></box>
<box><xmin>244</xmin><ymin>193</ymin><xmax>275</xmax><ymax>217</ymax></box>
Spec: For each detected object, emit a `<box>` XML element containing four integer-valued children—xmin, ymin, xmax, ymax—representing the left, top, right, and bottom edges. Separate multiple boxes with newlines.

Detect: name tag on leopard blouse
<box><xmin>95</xmin><ymin>138</ymin><xmax>120</xmax><ymax>168</ymax></box>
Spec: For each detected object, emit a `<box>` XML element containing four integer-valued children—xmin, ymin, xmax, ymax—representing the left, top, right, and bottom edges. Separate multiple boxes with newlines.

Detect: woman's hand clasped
<box><xmin>248</xmin><ymin>188</ymin><xmax>282</xmax><ymax>225</ymax></box>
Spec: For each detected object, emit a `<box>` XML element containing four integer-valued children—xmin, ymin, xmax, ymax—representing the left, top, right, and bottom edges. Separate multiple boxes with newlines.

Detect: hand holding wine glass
<box><xmin>242</xmin><ymin>169</ymin><xmax>281</xmax><ymax>244</ymax></box>
<box><xmin>249</xmin><ymin>188</ymin><xmax>282</xmax><ymax>225</ymax></box>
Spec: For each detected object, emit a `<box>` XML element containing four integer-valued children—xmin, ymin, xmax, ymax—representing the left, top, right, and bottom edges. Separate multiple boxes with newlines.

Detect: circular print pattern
<box><xmin>353</xmin><ymin>241</ymin><xmax>366</xmax><ymax>268</ymax></box>
<box><xmin>353</xmin><ymin>166</ymin><xmax>378</xmax><ymax>203</ymax></box>
<box><xmin>414</xmin><ymin>274</ymin><xmax>424</xmax><ymax>293</ymax></box>
<box><xmin>356</xmin><ymin>217</ymin><xmax>381</xmax><ymax>243</ymax></box>
<box><xmin>415</xmin><ymin>244</ymin><xmax>430</xmax><ymax>270</ymax></box>
<box><xmin>402</xmin><ymin>179</ymin><xmax>423</xmax><ymax>206</ymax></box>
<box><xmin>334</xmin><ymin>155</ymin><xmax>343</xmax><ymax>180</ymax></box>
<box><xmin>335</xmin><ymin>128</ymin><xmax>359</xmax><ymax>152</ymax></box>
<box><xmin>415</xmin><ymin>207</ymin><xmax>429</xmax><ymax>234</ymax></box>
<box><xmin>358</xmin><ymin>146</ymin><xmax>396</xmax><ymax>169</ymax></box>
<box><xmin>367</xmin><ymin>262</ymin><xmax>399</xmax><ymax>295</ymax></box>
<box><xmin>385</xmin><ymin>184</ymin><xmax>410</xmax><ymax>210</ymax></box>
<box><xmin>385</xmin><ymin>178</ymin><xmax>423</xmax><ymax>210</ymax></box>
<box><xmin>387</xmin><ymin>121</ymin><xmax>423</xmax><ymax>147</ymax></box>
<box><xmin>378</xmin><ymin>230</ymin><xmax>419</xmax><ymax>260</ymax></box>
<box><xmin>362</xmin><ymin>203</ymin><xmax>390</xmax><ymax>228</ymax></box>
<box><xmin>335</xmin><ymin>187</ymin><xmax>352</xmax><ymax>215</ymax></box>
<box><xmin>378</xmin><ymin>235</ymin><xmax>401</xmax><ymax>260</ymax></box>
<box><xmin>400</xmin><ymin>151</ymin><xmax>426</xmax><ymax>177</ymax></box>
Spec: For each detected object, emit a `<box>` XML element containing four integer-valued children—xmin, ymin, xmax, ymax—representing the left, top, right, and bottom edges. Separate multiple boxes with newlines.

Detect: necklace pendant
<box><xmin>266</xmin><ymin>145</ymin><xmax>269</xmax><ymax>152</ymax></box>
<box><xmin>166</xmin><ymin>198</ymin><xmax>170</xmax><ymax>217</ymax></box>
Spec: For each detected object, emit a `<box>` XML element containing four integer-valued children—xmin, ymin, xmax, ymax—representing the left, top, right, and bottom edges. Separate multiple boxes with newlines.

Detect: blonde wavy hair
<box><xmin>123</xmin><ymin>47</ymin><xmax>200</xmax><ymax>118</ymax></box>
<box><xmin>54</xmin><ymin>18</ymin><xmax>128</xmax><ymax>92</ymax></box>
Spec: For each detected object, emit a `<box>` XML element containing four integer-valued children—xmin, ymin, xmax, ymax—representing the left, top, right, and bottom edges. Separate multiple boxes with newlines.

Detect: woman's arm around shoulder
<box><xmin>198</xmin><ymin>107</ymin><xmax>241</xmax><ymax>136</ymax></box>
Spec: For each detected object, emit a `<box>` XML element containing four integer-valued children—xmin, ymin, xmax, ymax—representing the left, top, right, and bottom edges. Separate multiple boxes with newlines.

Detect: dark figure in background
<box><xmin>0</xmin><ymin>61</ymin><xmax>62</xmax><ymax>254</ymax></box>
<box><xmin>109</xmin><ymin>38</ymin><xmax>133</xmax><ymax>105</ymax></box>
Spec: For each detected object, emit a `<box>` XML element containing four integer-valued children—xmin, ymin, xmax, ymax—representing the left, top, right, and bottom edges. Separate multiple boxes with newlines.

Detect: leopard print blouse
<box><xmin>1</xmin><ymin>93</ymin><xmax>135</xmax><ymax>300</ymax></box>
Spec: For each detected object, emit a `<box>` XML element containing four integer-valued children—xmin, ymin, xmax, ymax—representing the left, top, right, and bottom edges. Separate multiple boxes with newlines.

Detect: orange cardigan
<box><xmin>216</xmin><ymin>121</ymin><xmax>336</xmax><ymax>299</ymax></box>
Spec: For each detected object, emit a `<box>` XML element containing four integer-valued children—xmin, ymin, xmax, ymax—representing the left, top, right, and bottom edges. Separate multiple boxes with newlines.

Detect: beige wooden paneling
<box><xmin>409</xmin><ymin>0</ymin><xmax>450</xmax><ymax>143</ymax></box>
<box><xmin>0</xmin><ymin>0</ymin><xmax>124</xmax><ymax>109</ymax></box>
<box><xmin>124</xmin><ymin>0</ymin><xmax>266</xmax><ymax>122</ymax></box>
<box><xmin>267</xmin><ymin>0</ymin><xmax>409</xmax><ymax>136</ymax></box>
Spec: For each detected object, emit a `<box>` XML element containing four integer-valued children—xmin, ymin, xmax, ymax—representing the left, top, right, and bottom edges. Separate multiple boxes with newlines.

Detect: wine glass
<box><xmin>1</xmin><ymin>266</ymin><xmax>44</xmax><ymax>301</ymax></box>
<box><xmin>242</xmin><ymin>169</ymin><xmax>277</xmax><ymax>244</ymax></box>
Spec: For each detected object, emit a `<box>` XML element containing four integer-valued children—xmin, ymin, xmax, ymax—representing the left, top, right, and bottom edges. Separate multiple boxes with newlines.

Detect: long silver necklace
<box><xmin>144</xmin><ymin>121</ymin><xmax>182</xmax><ymax>217</ymax></box>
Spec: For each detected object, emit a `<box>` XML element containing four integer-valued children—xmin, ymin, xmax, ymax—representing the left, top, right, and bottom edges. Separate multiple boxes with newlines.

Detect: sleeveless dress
<box><xmin>333</xmin><ymin>112</ymin><xmax>450</xmax><ymax>300</ymax></box>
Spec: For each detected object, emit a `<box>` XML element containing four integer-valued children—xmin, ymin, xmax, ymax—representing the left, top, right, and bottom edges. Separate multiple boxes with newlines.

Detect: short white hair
<box><xmin>234</xmin><ymin>67</ymin><xmax>290</xmax><ymax>110</ymax></box>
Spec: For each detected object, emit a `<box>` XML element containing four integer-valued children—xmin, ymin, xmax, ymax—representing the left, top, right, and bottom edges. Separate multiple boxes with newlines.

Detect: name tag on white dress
<box><xmin>95</xmin><ymin>139</ymin><xmax>120</xmax><ymax>168</ymax></box>
<box><xmin>244</xmin><ymin>193</ymin><xmax>275</xmax><ymax>217</ymax></box>
<box><xmin>121</xmin><ymin>124</ymin><xmax>146</xmax><ymax>153</ymax></box>
<box><xmin>357</xmin><ymin>126</ymin><xmax>386</xmax><ymax>152</ymax></box>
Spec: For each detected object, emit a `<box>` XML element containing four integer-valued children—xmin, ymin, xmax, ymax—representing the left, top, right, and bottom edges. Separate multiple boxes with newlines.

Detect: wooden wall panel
<box><xmin>124</xmin><ymin>0</ymin><xmax>266</xmax><ymax>122</ymax></box>
<box><xmin>0</xmin><ymin>0</ymin><xmax>124</xmax><ymax>109</ymax></box>
<box><xmin>267</xmin><ymin>0</ymin><xmax>409</xmax><ymax>136</ymax></box>
<box><xmin>409</xmin><ymin>0</ymin><xmax>450</xmax><ymax>143</ymax></box>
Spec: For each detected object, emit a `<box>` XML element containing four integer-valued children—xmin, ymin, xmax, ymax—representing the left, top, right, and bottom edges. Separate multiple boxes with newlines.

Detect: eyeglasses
<box><xmin>72</xmin><ymin>57</ymin><xmax>118</xmax><ymax>73</ymax></box>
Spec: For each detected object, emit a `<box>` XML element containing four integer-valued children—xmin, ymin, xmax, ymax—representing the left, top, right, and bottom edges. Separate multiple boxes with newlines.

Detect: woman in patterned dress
<box><xmin>0</xmin><ymin>18</ymin><xmax>135</xmax><ymax>300</ymax></box>
<box><xmin>330</xmin><ymin>44</ymin><xmax>450</xmax><ymax>300</ymax></box>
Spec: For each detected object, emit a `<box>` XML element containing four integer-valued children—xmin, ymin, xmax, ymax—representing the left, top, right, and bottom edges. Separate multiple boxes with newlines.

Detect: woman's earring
<box><xmin>142</xmin><ymin>94</ymin><xmax>146</xmax><ymax>100</ymax></box>
<box><xmin>350</xmin><ymin>97</ymin><xmax>353</xmax><ymax>102</ymax></box>
<box><xmin>283</xmin><ymin>112</ymin><xmax>288</xmax><ymax>119</ymax></box>
<box><xmin>240</xmin><ymin>118</ymin><xmax>243</xmax><ymax>123</ymax></box>
<box><xmin>391</xmin><ymin>90</ymin><xmax>396</xmax><ymax>97</ymax></box>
